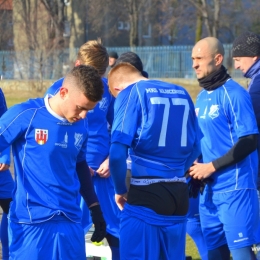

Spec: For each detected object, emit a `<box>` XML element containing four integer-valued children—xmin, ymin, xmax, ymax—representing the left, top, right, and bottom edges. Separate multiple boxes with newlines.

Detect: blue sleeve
<box><xmin>76</xmin><ymin>160</ymin><xmax>98</xmax><ymax>207</ymax></box>
<box><xmin>44</xmin><ymin>78</ymin><xmax>64</xmax><ymax>96</ymax></box>
<box><xmin>109</xmin><ymin>142</ymin><xmax>128</xmax><ymax>194</ymax></box>
<box><xmin>76</xmin><ymin>119</ymin><xmax>88</xmax><ymax>163</ymax></box>
<box><xmin>184</xmin><ymin>97</ymin><xmax>202</xmax><ymax>172</ymax></box>
<box><xmin>0</xmin><ymin>88</ymin><xmax>10</xmax><ymax>164</ymax></box>
<box><xmin>0</xmin><ymin>88</ymin><xmax>7</xmax><ymax>116</ymax></box>
<box><xmin>0</xmin><ymin>147</ymin><xmax>10</xmax><ymax>165</ymax></box>
<box><xmin>0</xmin><ymin>105</ymin><xmax>30</xmax><ymax>152</ymax></box>
<box><xmin>111</xmin><ymin>86</ymin><xmax>139</xmax><ymax>146</ymax></box>
<box><xmin>227</xmin><ymin>87</ymin><xmax>258</xmax><ymax>138</ymax></box>
<box><xmin>184</xmin><ymin>141</ymin><xmax>201</xmax><ymax>172</ymax></box>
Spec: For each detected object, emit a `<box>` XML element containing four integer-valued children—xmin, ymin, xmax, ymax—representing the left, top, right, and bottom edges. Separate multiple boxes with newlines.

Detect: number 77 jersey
<box><xmin>111</xmin><ymin>79</ymin><xmax>201</xmax><ymax>174</ymax></box>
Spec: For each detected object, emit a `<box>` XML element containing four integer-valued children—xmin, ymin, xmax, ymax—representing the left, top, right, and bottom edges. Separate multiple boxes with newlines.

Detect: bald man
<box><xmin>188</xmin><ymin>37</ymin><xmax>259</xmax><ymax>260</ymax></box>
<box><xmin>108</xmin><ymin>62</ymin><xmax>201</xmax><ymax>259</ymax></box>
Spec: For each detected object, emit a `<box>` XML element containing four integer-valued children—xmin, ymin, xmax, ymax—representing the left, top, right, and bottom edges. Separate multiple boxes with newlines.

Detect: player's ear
<box><xmin>215</xmin><ymin>53</ymin><xmax>223</xmax><ymax>66</ymax></box>
<box><xmin>75</xmin><ymin>60</ymin><xmax>81</xmax><ymax>67</ymax></box>
<box><xmin>59</xmin><ymin>87</ymin><xmax>68</xmax><ymax>99</ymax></box>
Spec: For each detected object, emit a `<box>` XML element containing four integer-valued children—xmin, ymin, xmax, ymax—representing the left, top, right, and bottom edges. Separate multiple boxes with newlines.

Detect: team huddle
<box><xmin>0</xmin><ymin>32</ymin><xmax>259</xmax><ymax>260</ymax></box>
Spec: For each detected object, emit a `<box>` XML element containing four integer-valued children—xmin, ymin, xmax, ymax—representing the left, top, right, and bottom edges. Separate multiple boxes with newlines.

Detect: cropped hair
<box><xmin>66</xmin><ymin>65</ymin><xmax>104</xmax><ymax>102</ymax></box>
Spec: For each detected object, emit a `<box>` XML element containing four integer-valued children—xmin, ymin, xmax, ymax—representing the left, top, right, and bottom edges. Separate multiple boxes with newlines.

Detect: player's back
<box><xmin>113</xmin><ymin>79</ymin><xmax>199</xmax><ymax>175</ymax></box>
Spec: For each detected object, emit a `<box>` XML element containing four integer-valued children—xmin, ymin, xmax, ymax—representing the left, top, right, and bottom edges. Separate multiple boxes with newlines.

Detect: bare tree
<box><xmin>0</xmin><ymin>0</ymin><xmax>13</xmax><ymax>50</ymax></box>
<box><xmin>188</xmin><ymin>0</ymin><xmax>221</xmax><ymax>38</ymax></box>
<box><xmin>12</xmin><ymin>0</ymin><xmax>67</xmax><ymax>90</ymax></box>
<box><xmin>86</xmin><ymin>0</ymin><xmax>181</xmax><ymax>47</ymax></box>
<box><xmin>40</xmin><ymin>0</ymin><xmax>66</xmax><ymax>79</ymax></box>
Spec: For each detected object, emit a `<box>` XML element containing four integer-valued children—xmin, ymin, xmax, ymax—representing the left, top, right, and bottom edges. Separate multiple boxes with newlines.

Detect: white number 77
<box><xmin>150</xmin><ymin>97</ymin><xmax>189</xmax><ymax>147</ymax></box>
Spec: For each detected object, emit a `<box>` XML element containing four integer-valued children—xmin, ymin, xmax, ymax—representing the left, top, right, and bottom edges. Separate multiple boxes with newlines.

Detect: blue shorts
<box><xmin>81</xmin><ymin>176</ymin><xmax>121</xmax><ymax>238</ymax></box>
<box><xmin>200</xmin><ymin>189</ymin><xmax>258</xmax><ymax>250</ymax></box>
<box><xmin>120</xmin><ymin>203</ymin><xmax>187</xmax><ymax>260</ymax></box>
<box><xmin>8</xmin><ymin>215</ymin><xmax>86</xmax><ymax>260</ymax></box>
<box><xmin>187</xmin><ymin>196</ymin><xmax>200</xmax><ymax>222</ymax></box>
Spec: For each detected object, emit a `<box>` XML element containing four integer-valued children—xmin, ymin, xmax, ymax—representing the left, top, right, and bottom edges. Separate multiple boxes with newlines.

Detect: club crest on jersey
<box><xmin>35</xmin><ymin>129</ymin><xmax>48</xmax><ymax>145</ymax></box>
<box><xmin>99</xmin><ymin>97</ymin><xmax>109</xmax><ymax>112</ymax></box>
<box><xmin>74</xmin><ymin>133</ymin><xmax>83</xmax><ymax>150</ymax></box>
<box><xmin>208</xmin><ymin>105</ymin><xmax>219</xmax><ymax>119</ymax></box>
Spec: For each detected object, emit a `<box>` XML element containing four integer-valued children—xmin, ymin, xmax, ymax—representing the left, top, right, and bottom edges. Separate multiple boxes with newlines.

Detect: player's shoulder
<box><xmin>143</xmin><ymin>79</ymin><xmax>187</xmax><ymax>90</ymax></box>
<box><xmin>223</xmin><ymin>78</ymin><xmax>248</xmax><ymax>97</ymax></box>
<box><xmin>8</xmin><ymin>98</ymin><xmax>45</xmax><ymax>117</ymax></box>
<box><xmin>45</xmin><ymin>77</ymin><xmax>64</xmax><ymax>96</ymax></box>
<box><xmin>223</xmin><ymin>78</ymin><xmax>245</xmax><ymax>90</ymax></box>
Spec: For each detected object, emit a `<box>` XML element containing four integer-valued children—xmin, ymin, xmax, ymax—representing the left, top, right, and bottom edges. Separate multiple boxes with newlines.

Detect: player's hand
<box><xmin>188</xmin><ymin>162</ymin><xmax>215</xmax><ymax>180</ymax></box>
<box><xmin>96</xmin><ymin>158</ymin><xmax>110</xmax><ymax>178</ymax></box>
<box><xmin>115</xmin><ymin>193</ymin><xmax>127</xmax><ymax>210</ymax></box>
<box><xmin>0</xmin><ymin>163</ymin><xmax>10</xmax><ymax>171</ymax></box>
<box><xmin>89</xmin><ymin>205</ymin><xmax>107</xmax><ymax>243</ymax></box>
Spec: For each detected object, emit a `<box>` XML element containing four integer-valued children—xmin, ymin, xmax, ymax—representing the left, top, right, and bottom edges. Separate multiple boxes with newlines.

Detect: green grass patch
<box><xmin>186</xmin><ymin>235</ymin><xmax>201</xmax><ymax>259</ymax></box>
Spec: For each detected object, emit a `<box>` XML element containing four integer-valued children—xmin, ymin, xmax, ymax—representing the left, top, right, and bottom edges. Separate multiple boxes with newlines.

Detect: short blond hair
<box><xmin>77</xmin><ymin>40</ymin><xmax>109</xmax><ymax>76</ymax></box>
<box><xmin>108</xmin><ymin>63</ymin><xmax>142</xmax><ymax>97</ymax></box>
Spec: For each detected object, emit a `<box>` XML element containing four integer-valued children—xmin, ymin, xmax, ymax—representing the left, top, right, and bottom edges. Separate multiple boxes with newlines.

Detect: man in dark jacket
<box><xmin>232</xmin><ymin>31</ymin><xmax>260</xmax><ymax>260</ymax></box>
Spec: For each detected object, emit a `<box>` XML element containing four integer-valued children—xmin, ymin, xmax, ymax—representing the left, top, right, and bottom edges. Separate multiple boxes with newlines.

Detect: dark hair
<box><xmin>66</xmin><ymin>65</ymin><xmax>104</xmax><ymax>102</ymax></box>
<box><xmin>115</xmin><ymin>51</ymin><xmax>149</xmax><ymax>78</ymax></box>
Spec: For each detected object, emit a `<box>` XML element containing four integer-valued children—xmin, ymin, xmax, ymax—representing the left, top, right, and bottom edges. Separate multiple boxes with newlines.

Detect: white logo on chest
<box><xmin>208</xmin><ymin>105</ymin><xmax>219</xmax><ymax>119</ymax></box>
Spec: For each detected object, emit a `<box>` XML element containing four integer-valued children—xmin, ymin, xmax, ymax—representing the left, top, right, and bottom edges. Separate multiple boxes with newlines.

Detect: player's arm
<box><xmin>212</xmin><ymin>134</ymin><xmax>257</xmax><ymax>171</ymax></box>
<box><xmin>185</xmin><ymin>102</ymin><xmax>202</xmax><ymax>172</ymax></box>
<box><xmin>76</xmin><ymin>160</ymin><xmax>99</xmax><ymax>206</ymax></box>
<box><xmin>212</xmin><ymin>88</ymin><xmax>258</xmax><ymax>172</ymax></box>
<box><xmin>109</xmin><ymin>142</ymin><xmax>128</xmax><ymax>210</ymax></box>
<box><xmin>189</xmin><ymin>134</ymin><xmax>258</xmax><ymax>180</ymax></box>
<box><xmin>76</xmin><ymin>160</ymin><xmax>106</xmax><ymax>242</ymax></box>
<box><xmin>184</xmin><ymin>141</ymin><xmax>201</xmax><ymax>173</ymax></box>
<box><xmin>0</xmin><ymin>147</ymin><xmax>11</xmax><ymax>171</ymax></box>
<box><xmin>0</xmin><ymin>89</ymin><xmax>10</xmax><ymax>171</ymax></box>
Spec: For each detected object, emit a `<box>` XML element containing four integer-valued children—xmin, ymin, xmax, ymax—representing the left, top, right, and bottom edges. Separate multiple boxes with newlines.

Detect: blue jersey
<box><xmin>0</xmin><ymin>95</ymin><xmax>88</xmax><ymax>223</ymax></box>
<box><xmin>195</xmin><ymin>79</ymin><xmax>258</xmax><ymax>192</ymax></box>
<box><xmin>111</xmin><ymin>79</ymin><xmax>200</xmax><ymax>178</ymax></box>
<box><xmin>46</xmin><ymin>77</ymin><xmax>114</xmax><ymax>169</ymax></box>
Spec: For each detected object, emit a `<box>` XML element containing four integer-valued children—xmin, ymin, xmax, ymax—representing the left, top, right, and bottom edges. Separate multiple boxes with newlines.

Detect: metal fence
<box><xmin>0</xmin><ymin>44</ymin><xmax>243</xmax><ymax>80</ymax></box>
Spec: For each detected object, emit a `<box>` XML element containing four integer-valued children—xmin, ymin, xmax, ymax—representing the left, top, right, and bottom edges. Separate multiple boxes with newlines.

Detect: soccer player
<box><xmin>0</xmin><ymin>65</ymin><xmax>106</xmax><ymax>259</ymax></box>
<box><xmin>0</xmin><ymin>88</ymin><xmax>14</xmax><ymax>260</ymax></box>
<box><xmin>115</xmin><ymin>51</ymin><xmax>207</xmax><ymax>260</ymax></box>
<box><xmin>189</xmin><ymin>37</ymin><xmax>259</xmax><ymax>260</ymax></box>
<box><xmin>108</xmin><ymin>62</ymin><xmax>201</xmax><ymax>259</ymax></box>
<box><xmin>232</xmin><ymin>31</ymin><xmax>260</xmax><ymax>260</ymax></box>
<box><xmin>45</xmin><ymin>40</ymin><xmax>120</xmax><ymax>260</ymax></box>
<box><xmin>232</xmin><ymin>31</ymin><xmax>260</xmax><ymax>184</ymax></box>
